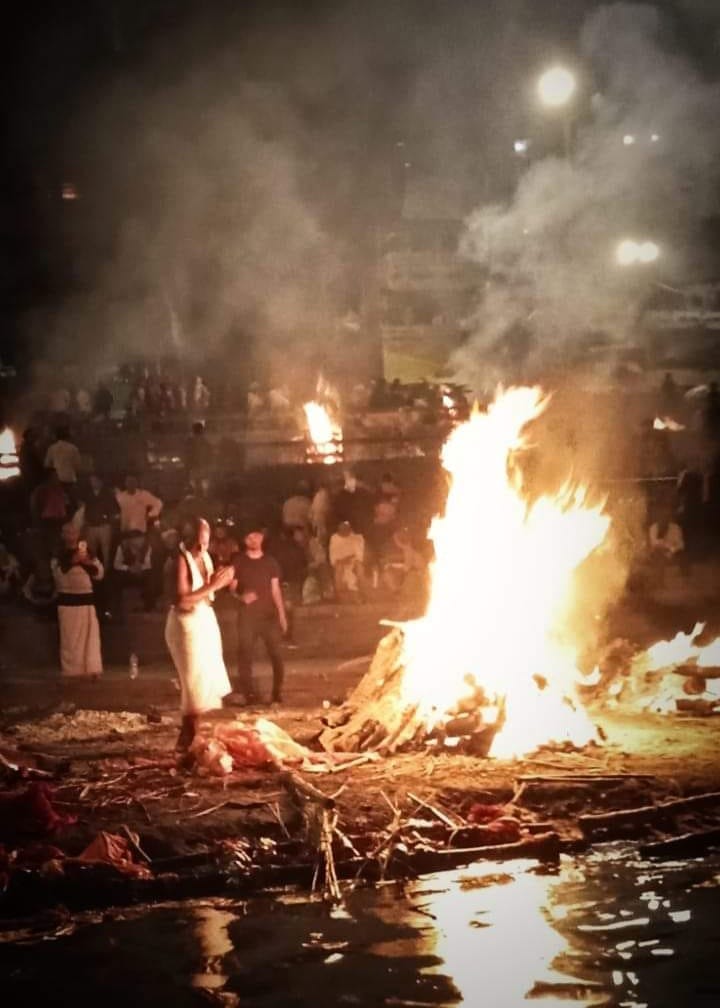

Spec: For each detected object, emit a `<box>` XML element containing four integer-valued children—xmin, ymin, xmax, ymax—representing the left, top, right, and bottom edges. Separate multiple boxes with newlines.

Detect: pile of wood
<box><xmin>320</xmin><ymin>628</ymin><xmax>504</xmax><ymax>756</ymax></box>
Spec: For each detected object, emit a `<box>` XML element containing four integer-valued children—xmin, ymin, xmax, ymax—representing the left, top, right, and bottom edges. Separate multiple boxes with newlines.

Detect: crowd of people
<box><xmin>0</xmin><ymin>408</ymin><xmax>430</xmax><ymax>705</ymax></box>
<box><xmin>5</xmin><ymin>366</ymin><xmax>720</xmax><ymax>757</ymax></box>
<box><xmin>41</xmin><ymin>362</ymin><xmax>214</xmax><ymax>429</ymax></box>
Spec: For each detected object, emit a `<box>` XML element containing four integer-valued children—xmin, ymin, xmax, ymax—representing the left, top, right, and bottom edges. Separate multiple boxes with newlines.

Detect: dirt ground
<box><xmin>1</xmin><ymin>596</ymin><xmax>720</xmax><ymax>921</ymax></box>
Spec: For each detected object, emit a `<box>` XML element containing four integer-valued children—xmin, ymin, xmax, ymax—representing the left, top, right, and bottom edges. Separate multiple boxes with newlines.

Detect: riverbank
<box><xmin>2</xmin><ymin>598</ymin><xmax>720</xmax><ymax>923</ymax></box>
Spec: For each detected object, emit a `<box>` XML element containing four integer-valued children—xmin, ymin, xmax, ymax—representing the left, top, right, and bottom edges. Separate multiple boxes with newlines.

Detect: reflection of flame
<box><xmin>303</xmin><ymin>401</ymin><xmax>343</xmax><ymax>465</ymax></box>
<box><xmin>400</xmin><ymin>387</ymin><xmax>610</xmax><ymax>758</ymax></box>
<box><xmin>0</xmin><ymin>428</ymin><xmax>19</xmax><ymax>481</ymax></box>
<box><xmin>653</xmin><ymin>416</ymin><xmax>685</xmax><ymax>432</ymax></box>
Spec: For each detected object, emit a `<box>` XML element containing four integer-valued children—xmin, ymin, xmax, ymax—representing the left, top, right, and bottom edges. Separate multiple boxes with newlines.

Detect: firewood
<box><xmin>279</xmin><ymin>770</ymin><xmax>335</xmax><ymax>811</ymax></box>
<box><xmin>580</xmin><ymin>791</ymin><xmax>720</xmax><ymax>835</ymax></box>
<box><xmin>639</xmin><ymin>827</ymin><xmax>720</xmax><ymax>859</ymax></box>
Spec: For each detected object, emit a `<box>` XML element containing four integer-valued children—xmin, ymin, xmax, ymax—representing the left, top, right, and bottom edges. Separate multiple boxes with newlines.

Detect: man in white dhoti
<box><xmin>51</xmin><ymin>522</ymin><xmax>104</xmax><ymax>679</ymax></box>
<box><xmin>165</xmin><ymin>517</ymin><xmax>235</xmax><ymax>755</ymax></box>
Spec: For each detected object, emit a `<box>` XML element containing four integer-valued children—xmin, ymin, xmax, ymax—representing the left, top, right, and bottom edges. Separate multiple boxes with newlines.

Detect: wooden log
<box><xmin>639</xmin><ymin>827</ymin><xmax>720</xmax><ymax>859</ymax></box>
<box><xmin>674</xmin><ymin>663</ymin><xmax>720</xmax><ymax>679</ymax></box>
<box><xmin>278</xmin><ymin>770</ymin><xmax>335</xmax><ymax>810</ymax></box>
<box><xmin>579</xmin><ymin>791</ymin><xmax>720</xmax><ymax>836</ymax></box>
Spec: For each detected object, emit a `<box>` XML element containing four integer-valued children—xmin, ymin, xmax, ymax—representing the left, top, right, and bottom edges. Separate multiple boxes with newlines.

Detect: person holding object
<box><xmin>51</xmin><ymin>522</ymin><xmax>104</xmax><ymax>679</ymax></box>
<box><xmin>231</xmin><ymin>520</ymin><xmax>288</xmax><ymax>705</ymax></box>
<box><xmin>165</xmin><ymin>517</ymin><xmax>234</xmax><ymax>756</ymax></box>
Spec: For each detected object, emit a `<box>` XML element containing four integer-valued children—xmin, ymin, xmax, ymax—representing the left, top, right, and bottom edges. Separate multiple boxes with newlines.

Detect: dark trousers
<box><xmin>236</xmin><ymin>606</ymin><xmax>285</xmax><ymax>701</ymax></box>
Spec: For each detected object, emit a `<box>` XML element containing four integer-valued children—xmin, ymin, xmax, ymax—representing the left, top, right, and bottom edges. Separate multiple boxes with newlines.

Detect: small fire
<box><xmin>625</xmin><ymin>623</ymin><xmax>720</xmax><ymax>714</ymax></box>
<box><xmin>399</xmin><ymin>387</ymin><xmax>610</xmax><ymax>757</ymax></box>
<box><xmin>303</xmin><ymin>401</ymin><xmax>343</xmax><ymax>465</ymax></box>
<box><xmin>641</xmin><ymin>622</ymin><xmax>720</xmax><ymax>674</ymax></box>
<box><xmin>0</xmin><ymin>428</ymin><xmax>19</xmax><ymax>481</ymax></box>
<box><xmin>653</xmin><ymin>416</ymin><xmax>685</xmax><ymax>432</ymax></box>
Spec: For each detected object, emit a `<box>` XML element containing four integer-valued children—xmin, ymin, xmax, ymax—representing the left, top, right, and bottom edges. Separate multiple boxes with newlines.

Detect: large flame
<box><xmin>400</xmin><ymin>387</ymin><xmax>611</xmax><ymax>757</ymax></box>
<box><xmin>0</xmin><ymin>428</ymin><xmax>19</xmax><ymax>480</ymax></box>
<box><xmin>303</xmin><ymin>401</ymin><xmax>343</xmax><ymax>465</ymax></box>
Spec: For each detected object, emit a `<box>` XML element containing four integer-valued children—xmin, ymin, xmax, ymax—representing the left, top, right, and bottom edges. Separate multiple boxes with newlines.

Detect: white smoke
<box><xmin>452</xmin><ymin>2</ymin><xmax>720</xmax><ymax>393</ymax></box>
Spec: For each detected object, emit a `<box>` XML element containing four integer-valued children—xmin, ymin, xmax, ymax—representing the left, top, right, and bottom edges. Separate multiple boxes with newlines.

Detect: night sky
<box><xmin>2</xmin><ymin>1</ymin><xmax>719</xmax><ymax>373</ymax></box>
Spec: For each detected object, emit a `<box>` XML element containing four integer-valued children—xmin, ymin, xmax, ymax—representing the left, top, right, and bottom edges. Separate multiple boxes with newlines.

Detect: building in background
<box><xmin>375</xmin><ymin>219</ymin><xmax>482</xmax><ymax>382</ymax></box>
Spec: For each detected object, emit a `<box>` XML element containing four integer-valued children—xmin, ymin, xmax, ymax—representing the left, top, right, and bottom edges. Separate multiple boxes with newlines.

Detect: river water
<box><xmin>3</xmin><ymin>845</ymin><xmax>719</xmax><ymax>1007</ymax></box>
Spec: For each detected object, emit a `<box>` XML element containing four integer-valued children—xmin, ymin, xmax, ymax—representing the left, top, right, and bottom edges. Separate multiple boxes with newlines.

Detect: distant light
<box><xmin>615</xmin><ymin>238</ymin><xmax>660</xmax><ymax>266</ymax></box>
<box><xmin>538</xmin><ymin>66</ymin><xmax>576</xmax><ymax>108</ymax></box>
<box><xmin>514</xmin><ymin>139</ymin><xmax>530</xmax><ymax>155</ymax></box>
<box><xmin>616</xmin><ymin>239</ymin><xmax>639</xmax><ymax>265</ymax></box>
<box><xmin>650</xmin><ymin>133</ymin><xmax>660</xmax><ymax>143</ymax></box>
<box><xmin>61</xmin><ymin>182</ymin><xmax>79</xmax><ymax>201</ymax></box>
<box><xmin>638</xmin><ymin>241</ymin><xmax>660</xmax><ymax>263</ymax></box>
<box><xmin>622</xmin><ymin>134</ymin><xmax>636</xmax><ymax>146</ymax></box>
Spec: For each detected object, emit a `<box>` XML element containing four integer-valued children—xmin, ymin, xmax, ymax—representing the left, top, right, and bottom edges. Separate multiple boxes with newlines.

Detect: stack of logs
<box><xmin>320</xmin><ymin>628</ymin><xmax>505</xmax><ymax>756</ymax></box>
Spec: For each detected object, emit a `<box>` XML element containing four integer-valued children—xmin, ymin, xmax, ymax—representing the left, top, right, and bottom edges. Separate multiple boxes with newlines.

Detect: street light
<box><xmin>615</xmin><ymin>239</ymin><xmax>660</xmax><ymax>266</ymax></box>
<box><xmin>537</xmin><ymin>66</ymin><xmax>576</xmax><ymax>158</ymax></box>
<box><xmin>537</xmin><ymin>66</ymin><xmax>576</xmax><ymax>108</ymax></box>
<box><xmin>638</xmin><ymin>241</ymin><xmax>660</xmax><ymax>264</ymax></box>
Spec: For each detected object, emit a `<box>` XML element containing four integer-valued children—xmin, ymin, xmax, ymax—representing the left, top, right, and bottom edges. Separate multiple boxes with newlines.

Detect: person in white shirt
<box><xmin>282</xmin><ymin>482</ymin><xmax>312</xmax><ymax>530</ymax></box>
<box><xmin>310</xmin><ymin>482</ymin><xmax>331</xmax><ymax>545</ymax></box>
<box><xmin>44</xmin><ymin>426</ymin><xmax>82</xmax><ymax>486</ymax></box>
<box><xmin>329</xmin><ymin>521</ymin><xmax>365</xmax><ymax>597</ymax></box>
<box><xmin>76</xmin><ymin>388</ymin><xmax>92</xmax><ymax>416</ymax></box>
<box><xmin>115</xmin><ymin>474</ymin><xmax>163</xmax><ymax>534</ymax></box>
<box><xmin>112</xmin><ymin>530</ymin><xmax>156</xmax><ymax>613</ymax></box>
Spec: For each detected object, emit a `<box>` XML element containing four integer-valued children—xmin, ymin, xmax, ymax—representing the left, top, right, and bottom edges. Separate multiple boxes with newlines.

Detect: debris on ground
<box><xmin>5</xmin><ymin>709</ymin><xmax>168</xmax><ymax>747</ymax></box>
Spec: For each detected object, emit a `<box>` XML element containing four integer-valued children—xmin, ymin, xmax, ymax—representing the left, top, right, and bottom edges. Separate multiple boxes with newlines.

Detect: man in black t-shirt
<box><xmin>231</xmin><ymin>522</ymin><xmax>288</xmax><ymax>704</ymax></box>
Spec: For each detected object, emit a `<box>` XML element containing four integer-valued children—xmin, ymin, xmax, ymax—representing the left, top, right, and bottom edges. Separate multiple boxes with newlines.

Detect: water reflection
<box><xmin>191</xmin><ymin>906</ymin><xmax>235</xmax><ymax>990</ymax></box>
<box><xmin>2</xmin><ymin>848</ymin><xmax>720</xmax><ymax>1007</ymax></box>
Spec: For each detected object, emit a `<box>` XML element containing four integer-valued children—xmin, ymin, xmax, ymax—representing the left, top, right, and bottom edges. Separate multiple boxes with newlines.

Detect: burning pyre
<box><xmin>322</xmin><ymin>387</ymin><xmax>611</xmax><ymax>759</ymax></box>
<box><xmin>0</xmin><ymin>428</ymin><xmax>20</xmax><ymax>481</ymax></box>
<box><xmin>303</xmin><ymin>378</ymin><xmax>343</xmax><ymax>464</ymax></box>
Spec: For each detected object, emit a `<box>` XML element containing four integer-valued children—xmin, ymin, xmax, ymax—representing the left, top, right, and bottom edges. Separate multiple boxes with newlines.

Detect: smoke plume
<box><xmin>452</xmin><ymin>2</ymin><xmax>720</xmax><ymax>393</ymax></box>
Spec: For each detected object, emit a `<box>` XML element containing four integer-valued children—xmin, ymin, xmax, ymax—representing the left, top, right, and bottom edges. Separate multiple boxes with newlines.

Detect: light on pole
<box><xmin>537</xmin><ymin>66</ymin><xmax>576</xmax><ymax>108</ymax></box>
<box><xmin>537</xmin><ymin>66</ymin><xmax>576</xmax><ymax>157</ymax></box>
<box><xmin>615</xmin><ymin>239</ymin><xmax>660</xmax><ymax>266</ymax></box>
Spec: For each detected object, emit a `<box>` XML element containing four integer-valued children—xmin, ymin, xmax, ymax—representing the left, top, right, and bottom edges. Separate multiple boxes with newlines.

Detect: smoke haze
<box><xmin>452</xmin><ymin>2</ymin><xmax>720</xmax><ymax>393</ymax></box>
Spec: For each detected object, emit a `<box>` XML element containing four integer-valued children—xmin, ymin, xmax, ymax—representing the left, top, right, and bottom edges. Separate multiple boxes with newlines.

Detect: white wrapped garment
<box><xmin>165</xmin><ymin>546</ymin><xmax>230</xmax><ymax>715</ymax></box>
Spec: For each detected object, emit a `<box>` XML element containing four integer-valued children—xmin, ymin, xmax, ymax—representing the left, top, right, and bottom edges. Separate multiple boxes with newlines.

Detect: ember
<box><xmin>323</xmin><ymin>387</ymin><xmax>611</xmax><ymax>758</ymax></box>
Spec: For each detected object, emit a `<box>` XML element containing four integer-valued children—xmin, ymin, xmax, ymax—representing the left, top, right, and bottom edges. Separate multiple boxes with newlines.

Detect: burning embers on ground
<box><xmin>590</xmin><ymin>624</ymin><xmax>720</xmax><ymax>717</ymax></box>
<box><xmin>323</xmin><ymin>387</ymin><xmax>612</xmax><ymax>758</ymax></box>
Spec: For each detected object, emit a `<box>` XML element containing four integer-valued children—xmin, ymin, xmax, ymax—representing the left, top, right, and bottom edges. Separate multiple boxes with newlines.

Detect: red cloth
<box><xmin>78</xmin><ymin>831</ymin><xmax>151</xmax><ymax>878</ymax></box>
<box><xmin>0</xmin><ymin>782</ymin><xmax>76</xmax><ymax>840</ymax></box>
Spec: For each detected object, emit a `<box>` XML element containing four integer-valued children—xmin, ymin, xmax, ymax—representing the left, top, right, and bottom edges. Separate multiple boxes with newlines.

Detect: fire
<box><xmin>653</xmin><ymin>416</ymin><xmax>685</xmax><ymax>432</ymax></box>
<box><xmin>638</xmin><ymin>621</ymin><xmax>720</xmax><ymax>674</ymax></box>
<box><xmin>620</xmin><ymin>623</ymin><xmax>720</xmax><ymax>714</ymax></box>
<box><xmin>399</xmin><ymin>387</ymin><xmax>611</xmax><ymax>757</ymax></box>
<box><xmin>303</xmin><ymin>402</ymin><xmax>343</xmax><ymax>465</ymax></box>
<box><xmin>0</xmin><ymin>428</ymin><xmax>20</xmax><ymax>481</ymax></box>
